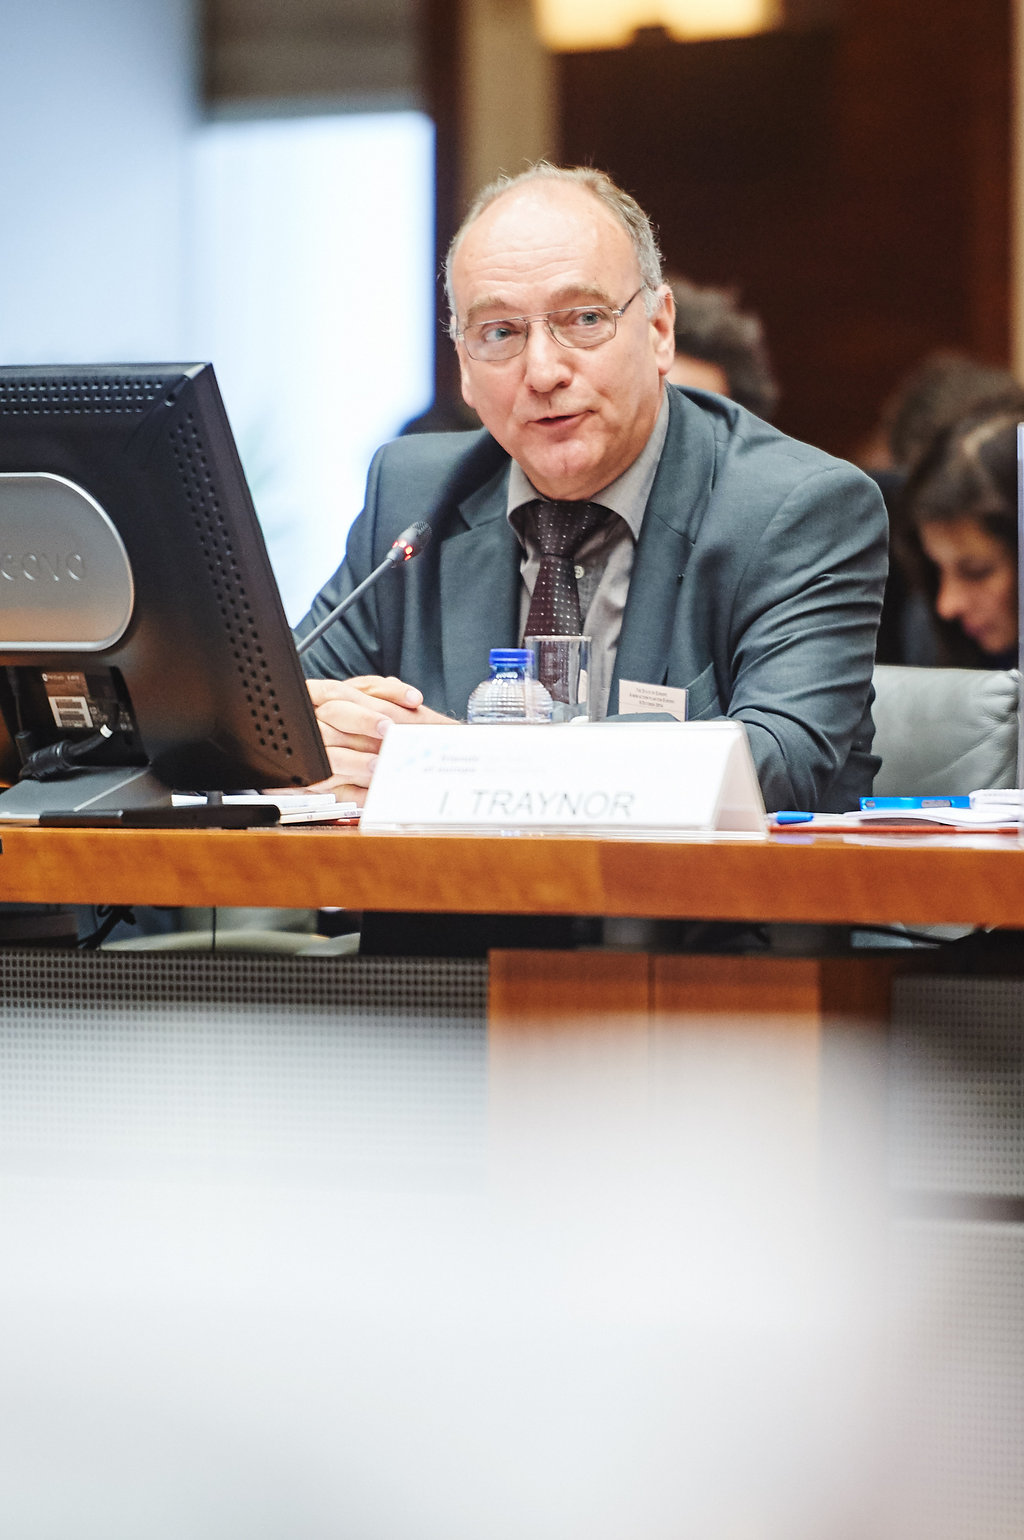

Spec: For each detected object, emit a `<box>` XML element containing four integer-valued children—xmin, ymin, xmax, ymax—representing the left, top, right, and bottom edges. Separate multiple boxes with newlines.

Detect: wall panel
<box><xmin>559</xmin><ymin>1</ymin><xmax>1012</xmax><ymax>458</ymax></box>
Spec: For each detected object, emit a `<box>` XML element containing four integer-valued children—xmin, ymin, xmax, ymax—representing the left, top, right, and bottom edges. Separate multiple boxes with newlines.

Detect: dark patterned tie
<box><xmin>523</xmin><ymin>500</ymin><xmax>609</xmax><ymax>637</ymax></box>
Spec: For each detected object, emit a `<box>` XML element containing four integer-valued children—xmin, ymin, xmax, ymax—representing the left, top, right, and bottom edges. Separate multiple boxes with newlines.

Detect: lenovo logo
<box><xmin>0</xmin><ymin>551</ymin><xmax>85</xmax><ymax>581</ymax></box>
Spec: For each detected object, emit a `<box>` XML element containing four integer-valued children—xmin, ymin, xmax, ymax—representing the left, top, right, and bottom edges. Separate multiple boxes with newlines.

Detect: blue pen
<box><xmin>774</xmin><ymin>811</ymin><xmax>815</xmax><ymax>824</ymax></box>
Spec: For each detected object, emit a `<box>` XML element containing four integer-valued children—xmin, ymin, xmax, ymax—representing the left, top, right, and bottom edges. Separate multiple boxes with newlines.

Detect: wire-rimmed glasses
<box><xmin>456</xmin><ymin>286</ymin><xmax>646</xmax><ymax>362</ymax></box>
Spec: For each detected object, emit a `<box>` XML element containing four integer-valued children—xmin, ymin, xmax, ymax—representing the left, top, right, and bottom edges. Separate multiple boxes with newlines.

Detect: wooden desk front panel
<box><xmin>0</xmin><ymin>826</ymin><xmax>1023</xmax><ymax>929</ymax></box>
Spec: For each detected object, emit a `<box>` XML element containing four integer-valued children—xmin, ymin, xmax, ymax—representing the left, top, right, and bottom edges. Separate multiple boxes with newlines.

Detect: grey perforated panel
<box><xmin>889</xmin><ymin>976</ymin><xmax>1024</xmax><ymax>1197</ymax></box>
<box><xmin>168</xmin><ymin>410</ymin><xmax>295</xmax><ymax>763</ymax></box>
<box><xmin>883</xmin><ymin>977</ymin><xmax>1024</xmax><ymax>1537</ymax></box>
<box><xmin>0</xmin><ymin>372</ymin><xmax>164</xmax><ymax>415</ymax></box>
<box><xmin>0</xmin><ymin>952</ymin><xmax>487</xmax><ymax>1187</ymax></box>
<box><xmin>887</xmin><ymin>1221</ymin><xmax>1024</xmax><ymax>1540</ymax></box>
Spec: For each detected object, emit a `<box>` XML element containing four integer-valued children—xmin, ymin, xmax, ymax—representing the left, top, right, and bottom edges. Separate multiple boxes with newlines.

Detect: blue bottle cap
<box><xmin>489</xmin><ymin>648</ymin><xmax>533</xmax><ymax>669</ymax></box>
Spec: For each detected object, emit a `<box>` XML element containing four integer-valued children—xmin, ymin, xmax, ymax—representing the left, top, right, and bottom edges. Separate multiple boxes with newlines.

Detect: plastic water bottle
<box><xmin>466</xmin><ymin>648</ymin><xmax>554</xmax><ymax>724</ymax></box>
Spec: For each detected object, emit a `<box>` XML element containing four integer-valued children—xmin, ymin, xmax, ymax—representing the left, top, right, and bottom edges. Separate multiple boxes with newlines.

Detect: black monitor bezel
<box><xmin>0</xmin><ymin>362</ymin><xmax>330</xmax><ymax>798</ymax></box>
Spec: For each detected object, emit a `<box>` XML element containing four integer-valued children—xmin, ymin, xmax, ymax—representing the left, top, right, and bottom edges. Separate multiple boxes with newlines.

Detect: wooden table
<box><xmin>0</xmin><ymin>824</ymin><xmax>1011</xmax><ymax>1527</ymax></box>
<box><xmin>0</xmin><ymin>822</ymin><xmax>1021</xmax><ymax>928</ymax></box>
<box><xmin>2</xmin><ymin>822</ymin><xmax>1013</xmax><ymax>1092</ymax></box>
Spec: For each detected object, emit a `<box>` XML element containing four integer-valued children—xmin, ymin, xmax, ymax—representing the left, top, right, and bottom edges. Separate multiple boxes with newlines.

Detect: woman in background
<box><xmin>898</xmin><ymin>402</ymin><xmax>1023</xmax><ymax>668</ymax></box>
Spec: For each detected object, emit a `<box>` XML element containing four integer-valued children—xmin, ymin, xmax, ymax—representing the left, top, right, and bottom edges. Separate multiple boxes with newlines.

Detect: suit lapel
<box><xmin>610</xmin><ymin>387</ymin><xmax>716</xmax><ymax>711</ymax></box>
<box><xmin>440</xmin><ymin>466</ymin><xmax>521</xmax><ymax>715</ymax></box>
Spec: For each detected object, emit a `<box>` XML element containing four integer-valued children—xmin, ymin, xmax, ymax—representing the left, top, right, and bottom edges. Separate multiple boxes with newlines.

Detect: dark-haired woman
<box><xmin>898</xmin><ymin>403</ymin><xmax>1022</xmax><ymax>668</ymax></box>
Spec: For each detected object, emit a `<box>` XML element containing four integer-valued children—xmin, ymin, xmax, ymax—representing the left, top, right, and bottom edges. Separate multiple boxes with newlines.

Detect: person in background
<box><xmin>665</xmin><ymin>274</ymin><xmax>779</xmax><ymax>421</ymax></box>
<box><xmin>865</xmin><ymin>351</ymin><xmax>1022</xmax><ymax>666</ymax></box>
<box><xmin>896</xmin><ymin>402</ymin><xmax>1023</xmax><ymax>668</ymax></box>
<box><xmin>882</xmin><ymin>351</ymin><xmax>1021</xmax><ymax>475</ymax></box>
<box><xmin>398</xmin><ymin>397</ymin><xmax>479</xmax><ymax>435</ymax></box>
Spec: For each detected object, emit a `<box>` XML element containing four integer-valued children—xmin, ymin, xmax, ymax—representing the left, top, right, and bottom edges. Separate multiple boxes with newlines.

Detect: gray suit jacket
<box><xmin>297</xmin><ymin>385</ymin><xmax>888</xmax><ymax>812</ymax></box>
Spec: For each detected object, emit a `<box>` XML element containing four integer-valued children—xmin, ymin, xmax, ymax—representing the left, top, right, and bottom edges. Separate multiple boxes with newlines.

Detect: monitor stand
<box><xmin>0</xmin><ymin>766</ymin><xmax>173</xmax><ymax>818</ymax></box>
<box><xmin>0</xmin><ymin>768</ymin><xmax>279</xmax><ymax>826</ymax></box>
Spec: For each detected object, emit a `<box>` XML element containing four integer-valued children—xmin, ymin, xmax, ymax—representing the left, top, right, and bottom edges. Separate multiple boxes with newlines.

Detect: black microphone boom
<box><xmin>295</xmin><ymin>521</ymin><xmax>432</xmax><ymax>658</ymax></box>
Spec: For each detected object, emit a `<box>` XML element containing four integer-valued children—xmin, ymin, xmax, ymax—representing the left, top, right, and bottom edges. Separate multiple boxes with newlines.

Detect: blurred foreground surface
<box><xmin>0</xmin><ymin>955</ymin><xmax>1019</xmax><ymax>1538</ymax></box>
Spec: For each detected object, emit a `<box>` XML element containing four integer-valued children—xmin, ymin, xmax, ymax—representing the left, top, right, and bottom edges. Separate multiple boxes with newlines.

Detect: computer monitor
<box><xmin>0</xmin><ymin>363</ymin><xmax>330</xmax><ymax>817</ymax></box>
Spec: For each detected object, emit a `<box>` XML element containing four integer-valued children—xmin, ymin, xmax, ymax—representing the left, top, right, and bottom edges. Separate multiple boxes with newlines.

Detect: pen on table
<box><xmin>773</xmin><ymin>811</ymin><xmax>815</xmax><ymax>824</ymax></box>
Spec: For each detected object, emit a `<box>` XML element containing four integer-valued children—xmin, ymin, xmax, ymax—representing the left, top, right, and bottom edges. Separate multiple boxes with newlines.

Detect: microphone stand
<box><xmin>296</xmin><ymin>521</ymin><xmax>432</xmax><ymax>658</ymax></box>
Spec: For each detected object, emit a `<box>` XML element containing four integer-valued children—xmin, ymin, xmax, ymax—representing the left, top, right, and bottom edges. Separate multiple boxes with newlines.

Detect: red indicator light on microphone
<box><xmin>386</xmin><ymin>521</ymin><xmax>431</xmax><ymax>566</ymax></box>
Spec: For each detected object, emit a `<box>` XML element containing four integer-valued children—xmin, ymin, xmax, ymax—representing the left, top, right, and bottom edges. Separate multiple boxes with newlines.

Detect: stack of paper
<box><xmin>772</xmin><ymin>789</ymin><xmax>1023</xmax><ymax>831</ymax></box>
<box><xmin>172</xmin><ymin>792</ymin><xmax>360</xmax><ymax>825</ymax></box>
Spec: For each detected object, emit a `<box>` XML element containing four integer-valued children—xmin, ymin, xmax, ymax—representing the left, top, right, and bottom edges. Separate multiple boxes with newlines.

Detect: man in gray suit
<box><xmin>298</xmin><ymin>164</ymin><xmax>887</xmax><ymax>814</ymax></box>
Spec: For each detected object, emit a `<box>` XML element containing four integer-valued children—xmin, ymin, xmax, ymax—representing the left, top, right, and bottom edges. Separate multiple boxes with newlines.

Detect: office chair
<box><xmin>871</xmin><ymin>665</ymin><xmax>1019</xmax><ymax>797</ymax></box>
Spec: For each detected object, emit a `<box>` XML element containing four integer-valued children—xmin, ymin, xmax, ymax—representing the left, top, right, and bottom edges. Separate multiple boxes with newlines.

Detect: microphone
<box><xmin>296</xmin><ymin>521</ymin><xmax>432</xmax><ymax>658</ymax></box>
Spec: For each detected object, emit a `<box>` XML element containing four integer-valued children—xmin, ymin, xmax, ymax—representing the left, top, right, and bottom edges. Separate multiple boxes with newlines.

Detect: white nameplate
<box><xmin>619</xmin><ymin>679</ymin><xmax>689</xmax><ymax>720</ymax></box>
<box><xmin>360</xmin><ymin>721</ymin><xmax>767</xmax><ymax>837</ymax></box>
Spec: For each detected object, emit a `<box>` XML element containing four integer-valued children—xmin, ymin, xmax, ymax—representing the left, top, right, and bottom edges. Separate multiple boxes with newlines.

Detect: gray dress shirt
<box><xmin>507</xmin><ymin>392</ymin><xmax>671</xmax><ymax>718</ymax></box>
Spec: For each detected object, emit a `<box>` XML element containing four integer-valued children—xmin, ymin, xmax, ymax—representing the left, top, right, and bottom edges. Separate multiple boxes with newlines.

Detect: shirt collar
<box><xmin>507</xmin><ymin>388</ymin><xmax>670</xmax><ymax>542</ymax></box>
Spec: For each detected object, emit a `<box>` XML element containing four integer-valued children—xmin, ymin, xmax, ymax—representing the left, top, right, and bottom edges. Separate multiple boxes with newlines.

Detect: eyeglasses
<box><xmin>456</xmin><ymin>287</ymin><xmax>646</xmax><ymax>362</ymax></box>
